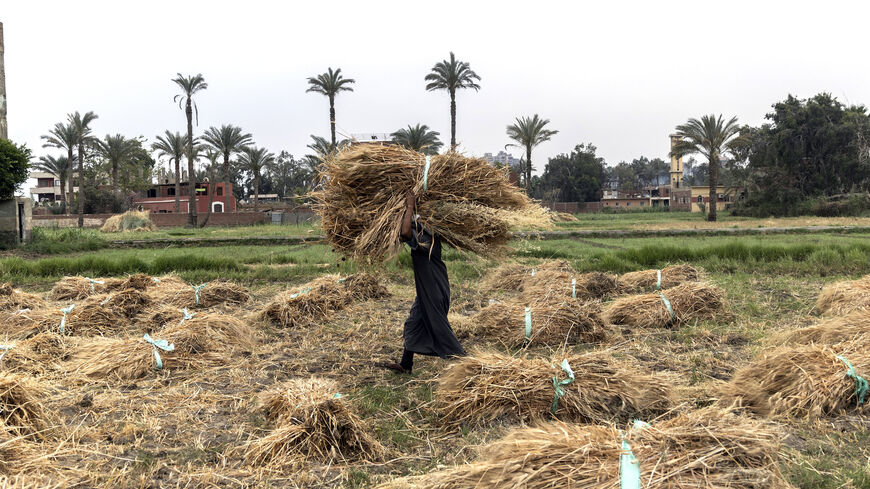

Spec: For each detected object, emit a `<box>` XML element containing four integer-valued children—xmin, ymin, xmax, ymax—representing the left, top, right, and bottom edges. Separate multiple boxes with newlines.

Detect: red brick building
<box><xmin>134</xmin><ymin>182</ymin><xmax>237</xmax><ymax>214</ymax></box>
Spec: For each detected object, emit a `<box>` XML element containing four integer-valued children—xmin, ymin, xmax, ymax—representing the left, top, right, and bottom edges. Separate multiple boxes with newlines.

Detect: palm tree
<box><xmin>306</xmin><ymin>67</ymin><xmax>355</xmax><ymax>147</ymax></box>
<box><xmin>33</xmin><ymin>155</ymin><xmax>70</xmax><ymax>205</ymax></box>
<box><xmin>41</xmin><ymin>122</ymin><xmax>77</xmax><ymax>214</ymax></box>
<box><xmin>391</xmin><ymin>124</ymin><xmax>443</xmax><ymax>155</ymax></box>
<box><xmin>506</xmin><ymin>114</ymin><xmax>558</xmax><ymax>188</ymax></box>
<box><xmin>199</xmin><ymin>150</ymin><xmax>221</xmax><ymax>226</ymax></box>
<box><xmin>425</xmin><ymin>52</ymin><xmax>481</xmax><ymax>151</ymax></box>
<box><xmin>93</xmin><ymin>134</ymin><xmax>139</xmax><ymax>193</ymax></box>
<box><xmin>152</xmin><ymin>131</ymin><xmax>187</xmax><ymax>213</ymax></box>
<box><xmin>69</xmin><ymin>111</ymin><xmax>99</xmax><ymax>227</ymax></box>
<box><xmin>238</xmin><ymin>146</ymin><xmax>275</xmax><ymax>211</ymax></box>
<box><xmin>671</xmin><ymin>114</ymin><xmax>742</xmax><ymax>222</ymax></box>
<box><xmin>172</xmin><ymin>73</ymin><xmax>208</xmax><ymax>226</ymax></box>
<box><xmin>201</xmin><ymin>124</ymin><xmax>252</xmax><ymax>212</ymax></box>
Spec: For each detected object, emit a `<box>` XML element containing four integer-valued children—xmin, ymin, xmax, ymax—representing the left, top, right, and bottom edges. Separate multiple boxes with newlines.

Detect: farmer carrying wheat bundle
<box><xmin>378</xmin><ymin>190</ymin><xmax>466</xmax><ymax>374</ymax></box>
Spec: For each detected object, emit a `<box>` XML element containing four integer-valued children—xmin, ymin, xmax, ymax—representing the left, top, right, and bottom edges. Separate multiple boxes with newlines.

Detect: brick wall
<box><xmin>33</xmin><ymin>212</ymin><xmax>269</xmax><ymax>228</ymax></box>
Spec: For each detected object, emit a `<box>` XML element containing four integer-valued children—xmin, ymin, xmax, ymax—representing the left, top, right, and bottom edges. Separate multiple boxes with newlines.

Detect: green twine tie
<box><xmin>423</xmin><ymin>155</ymin><xmax>431</xmax><ymax>192</ymax></box>
<box><xmin>59</xmin><ymin>304</ymin><xmax>75</xmax><ymax>334</ymax></box>
<box><xmin>333</xmin><ymin>393</ymin><xmax>342</xmax><ymax>399</ymax></box>
<box><xmin>0</xmin><ymin>344</ymin><xmax>12</xmax><ymax>363</ymax></box>
<box><xmin>289</xmin><ymin>287</ymin><xmax>312</xmax><ymax>299</ymax></box>
<box><xmin>551</xmin><ymin>359</ymin><xmax>575</xmax><ymax>415</ymax></box>
<box><xmin>192</xmin><ymin>284</ymin><xmax>207</xmax><ymax>306</ymax></box>
<box><xmin>86</xmin><ymin>277</ymin><xmax>105</xmax><ymax>294</ymax></box>
<box><xmin>152</xmin><ymin>277</ymin><xmax>161</xmax><ymax>283</ymax></box>
<box><xmin>337</xmin><ymin>278</ymin><xmax>346</xmax><ymax>284</ymax></box>
<box><xmin>656</xmin><ymin>269</ymin><xmax>662</xmax><ymax>290</ymax></box>
<box><xmin>571</xmin><ymin>278</ymin><xmax>577</xmax><ymax>298</ymax></box>
<box><xmin>179</xmin><ymin>308</ymin><xmax>196</xmax><ymax>325</ymax></box>
<box><xmin>143</xmin><ymin>333</ymin><xmax>175</xmax><ymax>370</ymax></box>
<box><xmin>658</xmin><ymin>291</ymin><xmax>675</xmax><ymax>324</ymax></box>
<box><xmin>531</xmin><ymin>268</ymin><xmax>536</xmax><ymax>277</ymax></box>
<box><xmin>620</xmin><ymin>420</ymin><xmax>648</xmax><ymax>489</ymax></box>
<box><xmin>836</xmin><ymin>355</ymin><xmax>868</xmax><ymax>406</ymax></box>
<box><xmin>524</xmin><ymin>307</ymin><xmax>532</xmax><ymax>342</ymax></box>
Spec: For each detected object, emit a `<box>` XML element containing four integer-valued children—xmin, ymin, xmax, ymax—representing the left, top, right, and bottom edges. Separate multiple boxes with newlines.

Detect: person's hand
<box><xmin>405</xmin><ymin>190</ymin><xmax>415</xmax><ymax>206</ymax></box>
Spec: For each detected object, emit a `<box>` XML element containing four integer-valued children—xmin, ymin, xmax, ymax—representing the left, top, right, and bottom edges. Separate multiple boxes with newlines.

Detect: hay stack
<box><xmin>49</xmin><ymin>276</ymin><xmax>127</xmax><ymax>300</ymax></box>
<box><xmin>719</xmin><ymin>342</ymin><xmax>869</xmax><ymax>417</ymax></box>
<box><xmin>435</xmin><ymin>351</ymin><xmax>672</xmax><ymax>426</ymax></box>
<box><xmin>618</xmin><ymin>264</ymin><xmax>700</xmax><ymax>293</ymax></box>
<box><xmin>99</xmin><ymin>210</ymin><xmax>157</xmax><ymax>233</ymax></box>
<box><xmin>0</xmin><ymin>373</ymin><xmax>51</xmax><ymax>439</ymax></box>
<box><xmin>313</xmin><ymin>144</ymin><xmax>545</xmax><ymax>262</ymax></box>
<box><xmin>605</xmin><ymin>282</ymin><xmax>725</xmax><ymax>328</ymax></box>
<box><xmin>376</xmin><ymin>407</ymin><xmax>793</xmax><ymax>489</ymax></box>
<box><xmin>111</xmin><ymin>273</ymin><xmax>156</xmax><ymax>292</ymax></box>
<box><xmin>83</xmin><ymin>288</ymin><xmax>150</xmax><ymax>318</ymax></box>
<box><xmin>0</xmin><ymin>309</ymin><xmax>62</xmax><ymax>338</ymax></box>
<box><xmin>245</xmin><ymin>377</ymin><xmax>384</xmax><ymax>465</ymax></box>
<box><xmin>521</xmin><ymin>270</ymin><xmax>620</xmax><ymax>301</ymax></box>
<box><xmin>481</xmin><ymin>260</ymin><xmax>574</xmax><ymax>293</ymax></box>
<box><xmin>154</xmin><ymin>280</ymin><xmax>250</xmax><ymax>309</ymax></box>
<box><xmin>814</xmin><ymin>274</ymin><xmax>870</xmax><ymax>315</ymax></box>
<box><xmin>0</xmin><ymin>285</ymin><xmax>45</xmax><ymax>312</ymax></box>
<box><xmin>2</xmin><ymin>332</ymin><xmax>68</xmax><ymax>375</ymax></box>
<box><xmin>137</xmin><ymin>304</ymin><xmax>187</xmax><ymax>330</ymax></box>
<box><xmin>457</xmin><ymin>297</ymin><xmax>606</xmax><ymax>346</ymax></box>
<box><xmin>341</xmin><ymin>272</ymin><xmax>391</xmax><ymax>302</ymax></box>
<box><xmin>778</xmin><ymin>309</ymin><xmax>870</xmax><ymax>346</ymax></box>
<box><xmin>62</xmin><ymin>303</ymin><xmax>130</xmax><ymax>337</ymax></box>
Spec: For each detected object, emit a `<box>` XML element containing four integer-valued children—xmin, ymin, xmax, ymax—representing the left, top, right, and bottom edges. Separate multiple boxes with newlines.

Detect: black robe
<box><xmin>402</xmin><ymin>219</ymin><xmax>466</xmax><ymax>358</ymax></box>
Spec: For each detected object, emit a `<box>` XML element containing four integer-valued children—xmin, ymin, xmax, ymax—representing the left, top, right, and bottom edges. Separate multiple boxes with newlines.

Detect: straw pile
<box><xmin>814</xmin><ymin>274</ymin><xmax>870</xmax><ymax>315</ymax></box>
<box><xmin>137</xmin><ymin>304</ymin><xmax>187</xmax><ymax>330</ymax></box>
<box><xmin>376</xmin><ymin>406</ymin><xmax>793</xmax><ymax>489</ymax></box>
<box><xmin>0</xmin><ymin>285</ymin><xmax>45</xmax><ymax>312</ymax></box>
<box><xmin>605</xmin><ymin>282</ymin><xmax>725</xmax><ymax>328</ymax></box>
<box><xmin>522</xmin><ymin>270</ymin><xmax>621</xmax><ymax>301</ymax></box>
<box><xmin>111</xmin><ymin>273</ymin><xmax>157</xmax><ymax>292</ymax></box>
<box><xmin>719</xmin><ymin>342</ymin><xmax>870</xmax><ymax>417</ymax></box>
<box><xmin>99</xmin><ymin>209</ymin><xmax>157</xmax><ymax>233</ymax></box>
<box><xmin>313</xmin><ymin>144</ymin><xmax>545</xmax><ymax>262</ymax></box>
<box><xmin>0</xmin><ymin>309</ymin><xmax>61</xmax><ymax>339</ymax></box>
<box><xmin>456</xmin><ymin>297</ymin><xmax>606</xmax><ymax>346</ymax></box>
<box><xmin>618</xmin><ymin>264</ymin><xmax>700</xmax><ymax>293</ymax></box>
<box><xmin>154</xmin><ymin>280</ymin><xmax>250</xmax><ymax>309</ymax></box>
<box><xmin>777</xmin><ymin>309</ymin><xmax>870</xmax><ymax>345</ymax></box>
<box><xmin>83</xmin><ymin>289</ymin><xmax>150</xmax><ymax>318</ymax></box>
<box><xmin>0</xmin><ymin>373</ymin><xmax>51</xmax><ymax>439</ymax></box>
<box><xmin>435</xmin><ymin>351</ymin><xmax>672</xmax><ymax>426</ymax></box>
<box><xmin>244</xmin><ymin>377</ymin><xmax>384</xmax><ymax>465</ymax></box>
<box><xmin>341</xmin><ymin>272</ymin><xmax>391</xmax><ymax>302</ymax></box>
<box><xmin>61</xmin><ymin>303</ymin><xmax>130</xmax><ymax>337</ymax></box>
<box><xmin>2</xmin><ymin>332</ymin><xmax>67</xmax><ymax>375</ymax></box>
<box><xmin>481</xmin><ymin>260</ymin><xmax>574</xmax><ymax>293</ymax></box>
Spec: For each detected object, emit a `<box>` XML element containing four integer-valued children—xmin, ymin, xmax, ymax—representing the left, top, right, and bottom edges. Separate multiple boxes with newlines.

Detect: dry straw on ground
<box><xmin>605</xmin><ymin>281</ymin><xmax>725</xmax><ymax>328</ymax></box>
<box><xmin>376</xmin><ymin>406</ymin><xmax>794</xmax><ymax>489</ymax></box>
<box><xmin>814</xmin><ymin>274</ymin><xmax>870</xmax><ymax>315</ymax></box>
<box><xmin>2</xmin><ymin>332</ymin><xmax>68</xmax><ymax>375</ymax></box>
<box><xmin>522</xmin><ymin>270</ymin><xmax>621</xmax><ymax>301</ymax></box>
<box><xmin>244</xmin><ymin>377</ymin><xmax>384</xmax><ymax>465</ymax></box>
<box><xmin>454</xmin><ymin>296</ymin><xmax>606</xmax><ymax>346</ymax></box>
<box><xmin>480</xmin><ymin>260</ymin><xmax>574</xmax><ymax>293</ymax></box>
<box><xmin>153</xmin><ymin>280</ymin><xmax>251</xmax><ymax>309</ymax></box>
<box><xmin>718</xmin><ymin>341</ymin><xmax>869</xmax><ymax>417</ymax></box>
<box><xmin>776</xmin><ymin>309</ymin><xmax>870</xmax><ymax>345</ymax></box>
<box><xmin>435</xmin><ymin>350</ymin><xmax>672</xmax><ymax>426</ymax></box>
<box><xmin>83</xmin><ymin>288</ymin><xmax>151</xmax><ymax>318</ymax></box>
<box><xmin>0</xmin><ymin>284</ymin><xmax>45</xmax><ymax>312</ymax></box>
<box><xmin>0</xmin><ymin>372</ymin><xmax>51</xmax><ymax>439</ymax></box>
<box><xmin>50</xmin><ymin>276</ymin><xmax>118</xmax><ymax>300</ymax></box>
<box><xmin>618</xmin><ymin>264</ymin><xmax>700</xmax><ymax>293</ymax></box>
<box><xmin>0</xmin><ymin>309</ymin><xmax>63</xmax><ymax>339</ymax></box>
<box><xmin>313</xmin><ymin>144</ymin><xmax>547</xmax><ymax>262</ymax></box>
<box><xmin>99</xmin><ymin>210</ymin><xmax>157</xmax><ymax>233</ymax></box>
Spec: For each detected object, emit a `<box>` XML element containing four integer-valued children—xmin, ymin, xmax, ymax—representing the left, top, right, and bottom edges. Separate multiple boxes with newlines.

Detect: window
<box><xmin>167</xmin><ymin>188</ymin><xmax>175</xmax><ymax>196</ymax></box>
<box><xmin>147</xmin><ymin>189</ymin><xmax>157</xmax><ymax>198</ymax></box>
<box><xmin>697</xmin><ymin>195</ymin><xmax>703</xmax><ymax>204</ymax></box>
<box><xmin>216</xmin><ymin>187</ymin><xmax>223</xmax><ymax>197</ymax></box>
<box><xmin>626</xmin><ymin>202</ymin><xmax>631</xmax><ymax>207</ymax></box>
<box><xmin>213</xmin><ymin>202</ymin><xmax>224</xmax><ymax>213</ymax></box>
<box><xmin>615</xmin><ymin>203</ymin><xmax>619</xmax><ymax>207</ymax></box>
<box><xmin>640</xmin><ymin>201</ymin><xmax>645</xmax><ymax>206</ymax></box>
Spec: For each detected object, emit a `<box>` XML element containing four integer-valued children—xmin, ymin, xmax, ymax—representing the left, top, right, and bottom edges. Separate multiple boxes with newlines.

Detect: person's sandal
<box><xmin>376</xmin><ymin>361</ymin><xmax>411</xmax><ymax>374</ymax></box>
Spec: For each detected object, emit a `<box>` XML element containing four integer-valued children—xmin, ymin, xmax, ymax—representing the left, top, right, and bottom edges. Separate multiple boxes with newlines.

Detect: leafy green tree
<box><xmin>671</xmin><ymin>114</ymin><xmax>743</xmax><ymax>221</ymax></box>
<box><xmin>93</xmin><ymin>134</ymin><xmax>140</xmax><ymax>192</ymax></box>
<box><xmin>0</xmin><ymin>139</ymin><xmax>31</xmax><ymax>199</ymax></box>
<box><xmin>40</xmin><ymin>121</ymin><xmax>77</xmax><ymax>213</ymax></box>
<box><xmin>425</xmin><ymin>52</ymin><xmax>480</xmax><ymax>150</ymax></box>
<box><xmin>306</xmin><ymin>68</ymin><xmax>355</xmax><ymax>147</ymax></box>
<box><xmin>266</xmin><ymin>151</ymin><xmax>314</xmax><ymax>199</ymax></box>
<box><xmin>172</xmin><ymin>73</ymin><xmax>208</xmax><ymax>226</ymax></box>
<box><xmin>537</xmin><ymin>143</ymin><xmax>606</xmax><ymax>202</ymax></box>
<box><xmin>390</xmin><ymin>124</ymin><xmax>442</xmax><ymax>155</ymax></box>
<box><xmin>33</xmin><ymin>155</ymin><xmax>69</xmax><ymax>204</ymax></box>
<box><xmin>506</xmin><ymin>114</ymin><xmax>558</xmax><ymax>188</ymax></box>
<box><xmin>238</xmin><ymin>146</ymin><xmax>275</xmax><ymax>211</ymax></box>
<box><xmin>152</xmin><ymin>131</ymin><xmax>187</xmax><ymax>212</ymax></box>
<box><xmin>201</xmin><ymin>124</ymin><xmax>253</xmax><ymax>219</ymax></box>
<box><xmin>69</xmin><ymin>111</ymin><xmax>99</xmax><ymax>227</ymax></box>
<box><xmin>305</xmin><ymin>135</ymin><xmax>349</xmax><ymax>167</ymax></box>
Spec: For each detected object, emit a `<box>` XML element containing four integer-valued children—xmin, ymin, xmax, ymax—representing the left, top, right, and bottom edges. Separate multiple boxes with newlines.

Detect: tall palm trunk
<box><xmin>185</xmin><ymin>100</ymin><xmax>197</xmax><ymax>227</ymax></box>
<box><xmin>708</xmin><ymin>154</ymin><xmax>718</xmax><ymax>222</ymax></box>
<box><xmin>449</xmin><ymin>90</ymin><xmax>456</xmax><ymax>151</ymax></box>
<box><xmin>66</xmin><ymin>148</ymin><xmax>74</xmax><ymax>215</ymax></box>
<box><xmin>59</xmin><ymin>176</ymin><xmax>66</xmax><ymax>206</ymax></box>
<box><xmin>525</xmin><ymin>145</ymin><xmax>532</xmax><ymax>190</ymax></box>
<box><xmin>253</xmin><ymin>172</ymin><xmax>260</xmax><ymax>212</ymax></box>
<box><xmin>222</xmin><ymin>153</ymin><xmax>231</xmax><ymax>211</ymax></box>
<box><xmin>77</xmin><ymin>142</ymin><xmax>84</xmax><ymax>228</ymax></box>
<box><xmin>329</xmin><ymin>95</ymin><xmax>336</xmax><ymax>147</ymax></box>
<box><xmin>201</xmin><ymin>166</ymin><xmax>215</xmax><ymax>227</ymax></box>
<box><xmin>174</xmin><ymin>159</ymin><xmax>181</xmax><ymax>212</ymax></box>
<box><xmin>112</xmin><ymin>162</ymin><xmax>118</xmax><ymax>193</ymax></box>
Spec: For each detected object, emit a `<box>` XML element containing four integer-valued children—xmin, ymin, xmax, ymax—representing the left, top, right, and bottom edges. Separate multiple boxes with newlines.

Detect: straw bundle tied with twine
<box><xmin>480</xmin><ymin>260</ymin><xmax>574</xmax><ymax>292</ymax></box>
<box><xmin>153</xmin><ymin>280</ymin><xmax>251</xmax><ymax>309</ymax></box>
<box><xmin>82</xmin><ymin>288</ymin><xmax>151</xmax><ymax>318</ymax></box>
<box><xmin>376</xmin><ymin>406</ymin><xmax>794</xmax><ymax>489</ymax></box>
<box><xmin>0</xmin><ymin>284</ymin><xmax>45</xmax><ymax>312</ymax></box>
<box><xmin>313</xmin><ymin>144</ymin><xmax>549</xmax><ymax>262</ymax></box>
<box><xmin>244</xmin><ymin>377</ymin><xmax>385</xmax><ymax>465</ymax></box>
<box><xmin>258</xmin><ymin>272</ymin><xmax>390</xmax><ymax>328</ymax></box>
<box><xmin>0</xmin><ymin>372</ymin><xmax>52</xmax><ymax>439</ymax></box>
<box><xmin>435</xmin><ymin>350</ymin><xmax>673</xmax><ymax>427</ymax></box>
<box><xmin>522</xmin><ymin>270</ymin><xmax>621</xmax><ymax>301</ymax></box>
<box><xmin>0</xmin><ymin>309</ymin><xmax>58</xmax><ymax>339</ymax></box>
<box><xmin>453</xmin><ymin>296</ymin><xmax>606</xmax><ymax>346</ymax></box>
<box><xmin>73</xmin><ymin>311</ymin><xmax>257</xmax><ymax>380</ymax></box>
<box><xmin>719</xmin><ymin>341</ymin><xmax>869</xmax><ymax>417</ymax></box>
<box><xmin>605</xmin><ymin>281</ymin><xmax>725</xmax><ymax>328</ymax></box>
<box><xmin>618</xmin><ymin>264</ymin><xmax>701</xmax><ymax>293</ymax></box>
<box><xmin>814</xmin><ymin>274</ymin><xmax>870</xmax><ymax>316</ymax></box>
<box><xmin>776</xmin><ymin>309</ymin><xmax>870</xmax><ymax>346</ymax></box>
<box><xmin>1</xmin><ymin>332</ymin><xmax>67</xmax><ymax>375</ymax></box>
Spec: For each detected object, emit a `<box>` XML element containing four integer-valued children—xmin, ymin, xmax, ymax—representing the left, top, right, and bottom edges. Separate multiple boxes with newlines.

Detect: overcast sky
<box><xmin>4</xmin><ymin>0</ymin><xmax>870</xmax><ymax>176</ymax></box>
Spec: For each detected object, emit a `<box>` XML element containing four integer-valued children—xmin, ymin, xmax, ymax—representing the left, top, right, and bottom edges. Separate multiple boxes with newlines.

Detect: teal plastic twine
<box><xmin>619</xmin><ymin>420</ymin><xmax>648</xmax><ymax>489</ymax></box>
<box><xmin>0</xmin><ymin>344</ymin><xmax>12</xmax><ymax>363</ymax></box>
<box><xmin>86</xmin><ymin>277</ymin><xmax>105</xmax><ymax>294</ymax></box>
<box><xmin>656</xmin><ymin>269</ymin><xmax>662</xmax><ymax>290</ymax></box>
<box><xmin>16</xmin><ymin>308</ymin><xmax>30</xmax><ymax>315</ymax></box>
<box><xmin>524</xmin><ymin>307</ymin><xmax>532</xmax><ymax>342</ymax></box>
<box><xmin>152</xmin><ymin>277</ymin><xmax>161</xmax><ymax>283</ymax></box>
<box><xmin>179</xmin><ymin>308</ymin><xmax>196</xmax><ymax>325</ymax></box>
<box><xmin>423</xmin><ymin>155</ymin><xmax>431</xmax><ymax>192</ymax></box>
<box><xmin>550</xmin><ymin>359</ymin><xmax>575</xmax><ymax>415</ymax></box>
<box><xmin>531</xmin><ymin>268</ymin><xmax>536</xmax><ymax>277</ymax></box>
<box><xmin>333</xmin><ymin>393</ymin><xmax>342</xmax><ymax>399</ymax></box>
<box><xmin>289</xmin><ymin>287</ymin><xmax>313</xmax><ymax>299</ymax></box>
<box><xmin>337</xmin><ymin>278</ymin><xmax>346</xmax><ymax>284</ymax></box>
<box><xmin>100</xmin><ymin>295</ymin><xmax>113</xmax><ymax>306</ymax></box>
<box><xmin>192</xmin><ymin>283</ymin><xmax>207</xmax><ymax>306</ymax></box>
<box><xmin>658</xmin><ymin>291</ymin><xmax>675</xmax><ymax>324</ymax></box>
<box><xmin>571</xmin><ymin>278</ymin><xmax>577</xmax><ymax>299</ymax></box>
<box><xmin>143</xmin><ymin>333</ymin><xmax>175</xmax><ymax>370</ymax></box>
<box><xmin>59</xmin><ymin>304</ymin><xmax>75</xmax><ymax>334</ymax></box>
<box><xmin>836</xmin><ymin>355</ymin><xmax>869</xmax><ymax>406</ymax></box>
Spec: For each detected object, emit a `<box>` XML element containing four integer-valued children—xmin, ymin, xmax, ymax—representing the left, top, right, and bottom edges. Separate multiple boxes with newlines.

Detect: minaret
<box><xmin>669</xmin><ymin>134</ymin><xmax>683</xmax><ymax>188</ymax></box>
<box><xmin>0</xmin><ymin>22</ymin><xmax>7</xmax><ymax>140</ymax></box>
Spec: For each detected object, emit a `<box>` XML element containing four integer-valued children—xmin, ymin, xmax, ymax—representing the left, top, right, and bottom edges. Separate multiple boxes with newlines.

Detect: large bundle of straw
<box><xmin>435</xmin><ymin>351</ymin><xmax>672</xmax><ymax>426</ymax></box>
<box><xmin>777</xmin><ymin>309</ymin><xmax>870</xmax><ymax>345</ymax></box>
<box><xmin>99</xmin><ymin>210</ymin><xmax>157</xmax><ymax>233</ymax></box>
<box><xmin>62</xmin><ymin>303</ymin><xmax>130</xmax><ymax>337</ymax></box>
<box><xmin>481</xmin><ymin>260</ymin><xmax>573</xmax><ymax>293</ymax></box>
<box><xmin>456</xmin><ymin>297</ymin><xmax>606</xmax><ymax>346</ymax></box>
<box><xmin>376</xmin><ymin>407</ymin><xmax>793</xmax><ymax>489</ymax></box>
<box><xmin>719</xmin><ymin>342</ymin><xmax>869</xmax><ymax>417</ymax></box>
<box><xmin>0</xmin><ymin>284</ymin><xmax>45</xmax><ymax>312</ymax></box>
<box><xmin>2</xmin><ymin>332</ymin><xmax>67</xmax><ymax>375</ymax></box>
<box><xmin>605</xmin><ymin>282</ymin><xmax>725</xmax><ymax>328</ymax></box>
<box><xmin>0</xmin><ymin>373</ymin><xmax>51</xmax><ymax>439</ymax></box>
<box><xmin>111</xmin><ymin>273</ymin><xmax>157</xmax><ymax>292</ymax></box>
<box><xmin>153</xmin><ymin>280</ymin><xmax>250</xmax><ymax>309</ymax></box>
<box><xmin>522</xmin><ymin>270</ymin><xmax>621</xmax><ymax>301</ymax></box>
<box><xmin>313</xmin><ymin>144</ymin><xmax>544</xmax><ymax>262</ymax></box>
<box><xmin>0</xmin><ymin>309</ymin><xmax>62</xmax><ymax>338</ymax></box>
<box><xmin>341</xmin><ymin>272</ymin><xmax>391</xmax><ymax>302</ymax></box>
<box><xmin>618</xmin><ymin>264</ymin><xmax>700</xmax><ymax>293</ymax></box>
<box><xmin>814</xmin><ymin>274</ymin><xmax>870</xmax><ymax>315</ymax></box>
<box><xmin>49</xmin><ymin>276</ymin><xmax>127</xmax><ymax>300</ymax></box>
<box><xmin>244</xmin><ymin>377</ymin><xmax>384</xmax><ymax>465</ymax></box>
<box><xmin>83</xmin><ymin>288</ymin><xmax>150</xmax><ymax>318</ymax></box>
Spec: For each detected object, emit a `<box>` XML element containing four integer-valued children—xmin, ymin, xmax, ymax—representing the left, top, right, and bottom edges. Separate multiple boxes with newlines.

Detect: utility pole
<box><xmin>0</xmin><ymin>22</ymin><xmax>7</xmax><ymax>140</ymax></box>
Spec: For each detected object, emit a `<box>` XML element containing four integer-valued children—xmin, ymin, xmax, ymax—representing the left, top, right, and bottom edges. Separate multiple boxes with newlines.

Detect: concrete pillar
<box><xmin>0</xmin><ymin>22</ymin><xmax>7</xmax><ymax>140</ymax></box>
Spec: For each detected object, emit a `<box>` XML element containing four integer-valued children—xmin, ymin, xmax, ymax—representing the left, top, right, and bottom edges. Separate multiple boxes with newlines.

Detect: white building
<box><xmin>29</xmin><ymin>171</ymin><xmax>75</xmax><ymax>202</ymax></box>
<box><xmin>483</xmin><ymin>151</ymin><xmax>521</xmax><ymax>167</ymax></box>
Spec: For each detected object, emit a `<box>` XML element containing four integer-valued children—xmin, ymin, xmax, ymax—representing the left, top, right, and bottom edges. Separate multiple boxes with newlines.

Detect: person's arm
<box><xmin>400</xmin><ymin>190</ymin><xmax>415</xmax><ymax>239</ymax></box>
